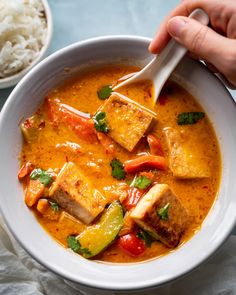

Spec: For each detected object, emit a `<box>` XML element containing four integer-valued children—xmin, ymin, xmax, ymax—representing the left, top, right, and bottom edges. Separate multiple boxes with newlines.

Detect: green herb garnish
<box><xmin>48</xmin><ymin>200</ymin><xmax>59</xmax><ymax>212</ymax></box>
<box><xmin>132</xmin><ymin>175</ymin><xmax>152</xmax><ymax>190</ymax></box>
<box><xmin>136</xmin><ymin>229</ymin><xmax>153</xmax><ymax>247</ymax></box>
<box><xmin>157</xmin><ymin>203</ymin><xmax>170</xmax><ymax>220</ymax></box>
<box><xmin>67</xmin><ymin>235</ymin><xmax>91</xmax><ymax>256</ymax></box>
<box><xmin>93</xmin><ymin>111</ymin><xmax>109</xmax><ymax>133</ymax></box>
<box><xmin>177</xmin><ymin>112</ymin><xmax>205</xmax><ymax>125</ymax></box>
<box><xmin>30</xmin><ymin>168</ymin><xmax>53</xmax><ymax>186</ymax></box>
<box><xmin>67</xmin><ymin>236</ymin><xmax>81</xmax><ymax>252</ymax></box>
<box><xmin>110</xmin><ymin>158</ymin><xmax>126</xmax><ymax>180</ymax></box>
<box><xmin>125</xmin><ymin>179</ymin><xmax>132</xmax><ymax>186</ymax></box>
<box><xmin>97</xmin><ymin>85</ymin><xmax>113</xmax><ymax>100</ymax></box>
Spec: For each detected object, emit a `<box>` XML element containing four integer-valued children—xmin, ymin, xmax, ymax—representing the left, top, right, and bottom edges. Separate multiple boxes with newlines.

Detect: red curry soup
<box><xmin>18</xmin><ymin>65</ymin><xmax>221</xmax><ymax>263</ymax></box>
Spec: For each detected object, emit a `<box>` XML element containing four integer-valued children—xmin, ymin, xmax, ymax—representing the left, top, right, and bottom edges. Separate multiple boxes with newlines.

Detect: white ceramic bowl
<box><xmin>0</xmin><ymin>0</ymin><xmax>53</xmax><ymax>89</ymax></box>
<box><xmin>0</xmin><ymin>36</ymin><xmax>236</xmax><ymax>292</ymax></box>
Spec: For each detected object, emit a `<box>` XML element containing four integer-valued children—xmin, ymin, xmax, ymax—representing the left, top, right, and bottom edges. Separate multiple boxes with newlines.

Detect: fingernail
<box><xmin>168</xmin><ymin>17</ymin><xmax>187</xmax><ymax>37</ymax></box>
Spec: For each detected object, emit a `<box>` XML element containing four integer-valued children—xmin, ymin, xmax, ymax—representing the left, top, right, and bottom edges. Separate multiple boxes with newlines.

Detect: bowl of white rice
<box><xmin>0</xmin><ymin>0</ymin><xmax>53</xmax><ymax>89</ymax></box>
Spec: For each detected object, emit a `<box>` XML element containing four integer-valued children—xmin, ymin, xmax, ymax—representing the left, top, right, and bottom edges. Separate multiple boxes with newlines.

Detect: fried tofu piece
<box><xmin>98</xmin><ymin>93</ymin><xmax>156</xmax><ymax>151</ymax></box>
<box><xmin>164</xmin><ymin>127</ymin><xmax>211</xmax><ymax>178</ymax></box>
<box><xmin>130</xmin><ymin>184</ymin><xmax>190</xmax><ymax>248</ymax></box>
<box><xmin>49</xmin><ymin>162</ymin><xmax>107</xmax><ymax>224</ymax></box>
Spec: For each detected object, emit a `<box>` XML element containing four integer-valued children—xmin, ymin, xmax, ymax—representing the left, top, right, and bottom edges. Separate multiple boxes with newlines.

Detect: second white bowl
<box><xmin>0</xmin><ymin>0</ymin><xmax>53</xmax><ymax>89</ymax></box>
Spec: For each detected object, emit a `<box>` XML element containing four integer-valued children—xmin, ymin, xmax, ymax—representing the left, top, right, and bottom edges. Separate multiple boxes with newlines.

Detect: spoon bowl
<box><xmin>113</xmin><ymin>9</ymin><xmax>209</xmax><ymax>103</ymax></box>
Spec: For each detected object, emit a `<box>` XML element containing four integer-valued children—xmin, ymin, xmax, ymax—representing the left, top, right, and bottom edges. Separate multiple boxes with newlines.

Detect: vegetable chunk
<box><xmin>130</xmin><ymin>184</ymin><xmax>190</xmax><ymax>248</ymax></box>
<box><xmin>164</xmin><ymin>127</ymin><xmax>211</xmax><ymax>178</ymax></box>
<box><xmin>36</xmin><ymin>199</ymin><xmax>60</xmax><ymax>220</ymax></box>
<box><xmin>98</xmin><ymin>93</ymin><xmax>156</xmax><ymax>151</ymax></box>
<box><xmin>59</xmin><ymin>211</ymin><xmax>85</xmax><ymax>230</ymax></box>
<box><xmin>18</xmin><ymin>162</ymin><xmax>35</xmax><ymax>180</ymax></box>
<box><xmin>45</xmin><ymin>98</ymin><xmax>96</xmax><ymax>141</ymax></box>
<box><xmin>49</xmin><ymin>162</ymin><xmax>107</xmax><ymax>224</ymax></box>
<box><xmin>57</xmin><ymin>211</ymin><xmax>86</xmax><ymax>238</ymax></box>
<box><xmin>118</xmin><ymin>233</ymin><xmax>146</xmax><ymax>257</ymax></box>
<box><xmin>124</xmin><ymin>155</ymin><xmax>167</xmax><ymax>174</ymax></box>
<box><xmin>21</xmin><ymin>114</ymin><xmax>44</xmax><ymax>143</ymax></box>
<box><xmin>77</xmin><ymin>201</ymin><xmax>123</xmax><ymax>258</ymax></box>
<box><xmin>25</xmin><ymin>179</ymin><xmax>45</xmax><ymax>207</ymax></box>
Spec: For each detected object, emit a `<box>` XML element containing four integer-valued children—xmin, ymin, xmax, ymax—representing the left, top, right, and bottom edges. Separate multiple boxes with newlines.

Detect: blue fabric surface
<box><xmin>48</xmin><ymin>0</ymin><xmax>177</xmax><ymax>51</ymax></box>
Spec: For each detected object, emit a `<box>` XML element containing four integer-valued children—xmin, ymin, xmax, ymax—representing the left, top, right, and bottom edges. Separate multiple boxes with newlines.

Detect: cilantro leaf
<box><xmin>177</xmin><ymin>112</ymin><xmax>205</xmax><ymax>125</ymax></box>
<box><xmin>136</xmin><ymin>229</ymin><xmax>153</xmax><ymax>247</ymax></box>
<box><xmin>67</xmin><ymin>235</ymin><xmax>91</xmax><ymax>256</ymax></box>
<box><xmin>30</xmin><ymin>168</ymin><xmax>43</xmax><ymax>179</ymax></box>
<box><xmin>48</xmin><ymin>200</ymin><xmax>59</xmax><ymax>212</ymax></box>
<box><xmin>93</xmin><ymin>111</ymin><xmax>109</xmax><ymax>133</ymax></box>
<box><xmin>97</xmin><ymin>85</ymin><xmax>113</xmax><ymax>100</ymax></box>
<box><xmin>157</xmin><ymin>203</ymin><xmax>170</xmax><ymax>220</ymax></box>
<box><xmin>39</xmin><ymin>173</ymin><xmax>52</xmax><ymax>186</ymax></box>
<box><xmin>67</xmin><ymin>236</ymin><xmax>81</xmax><ymax>252</ymax></box>
<box><xmin>132</xmin><ymin>175</ymin><xmax>152</xmax><ymax>190</ymax></box>
<box><xmin>30</xmin><ymin>168</ymin><xmax>53</xmax><ymax>186</ymax></box>
<box><xmin>110</xmin><ymin>158</ymin><xmax>126</xmax><ymax>180</ymax></box>
<box><xmin>79</xmin><ymin>247</ymin><xmax>92</xmax><ymax>256</ymax></box>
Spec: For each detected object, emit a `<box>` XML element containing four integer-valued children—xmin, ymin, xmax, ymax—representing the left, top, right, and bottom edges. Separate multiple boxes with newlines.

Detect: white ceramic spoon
<box><xmin>113</xmin><ymin>9</ymin><xmax>209</xmax><ymax>103</ymax></box>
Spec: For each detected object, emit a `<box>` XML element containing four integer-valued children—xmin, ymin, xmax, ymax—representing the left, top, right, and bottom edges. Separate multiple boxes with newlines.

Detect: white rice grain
<box><xmin>0</xmin><ymin>0</ymin><xmax>47</xmax><ymax>78</ymax></box>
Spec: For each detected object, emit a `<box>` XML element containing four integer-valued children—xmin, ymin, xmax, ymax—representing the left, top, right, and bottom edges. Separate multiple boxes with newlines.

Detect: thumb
<box><xmin>167</xmin><ymin>16</ymin><xmax>230</xmax><ymax>66</ymax></box>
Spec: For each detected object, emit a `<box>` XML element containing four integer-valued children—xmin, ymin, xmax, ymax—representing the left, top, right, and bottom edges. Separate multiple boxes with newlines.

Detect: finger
<box><xmin>204</xmin><ymin>62</ymin><xmax>219</xmax><ymax>74</ymax></box>
<box><xmin>166</xmin><ymin>16</ymin><xmax>231</xmax><ymax>67</ymax></box>
<box><xmin>187</xmin><ymin>52</ymin><xmax>200</xmax><ymax>60</ymax></box>
<box><xmin>168</xmin><ymin>15</ymin><xmax>236</xmax><ymax>87</ymax></box>
<box><xmin>149</xmin><ymin>4</ymin><xmax>189</xmax><ymax>53</ymax></box>
<box><xmin>148</xmin><ymin>0</ymin><xmax>224</xmax><ymax>54</ymax></box>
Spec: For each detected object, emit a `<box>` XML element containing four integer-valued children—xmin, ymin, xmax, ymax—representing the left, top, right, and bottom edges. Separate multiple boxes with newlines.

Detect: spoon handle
<box><xmin>152</xmin><ymin>8</ymin><xmax>209</xmax><ymax>102</ymax></box>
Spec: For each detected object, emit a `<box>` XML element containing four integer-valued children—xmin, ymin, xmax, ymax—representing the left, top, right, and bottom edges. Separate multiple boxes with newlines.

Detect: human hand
<box><xmin>149</xmin><ymin>0</ymin><xmax>236</xmax><ymax>88</ymax></box>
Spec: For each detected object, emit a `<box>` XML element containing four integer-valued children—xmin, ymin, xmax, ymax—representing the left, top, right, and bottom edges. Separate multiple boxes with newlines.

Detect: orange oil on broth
<box><xmin>20</xmin><ymin>65</ymin><xmax>221</xmax><ymax>263</ymax></box>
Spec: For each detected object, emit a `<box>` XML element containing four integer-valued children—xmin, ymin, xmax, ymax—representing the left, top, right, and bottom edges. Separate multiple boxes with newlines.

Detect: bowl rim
<box><xmin>0</xmin><ymin>35</ymin><xmax>236</xmax><ymax>291</ymax></box>
<box><xmin>0</xmin><ymin>0</ymin><xmax>53</xmax><ymax>89</ymax></box>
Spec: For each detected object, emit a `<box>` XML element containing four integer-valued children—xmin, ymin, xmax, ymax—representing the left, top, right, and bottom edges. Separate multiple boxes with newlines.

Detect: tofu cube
<box><xmin>98</xmin><ymin>93</ymin><xmax>156</xmax><ymax>151</ymax></box>
<box><xmin>130</xmin><ymin>184</ymin><xmax>190</xmax><ymax>248</ymax></box>
<box><xmin>49</xmin><ymin>162</ymin><xmax>107</xmax><ymax>224</ymax></box>
<box><xmin>164</xmin><ymin>127</ymin><xmax>211</xmax><ymax>178</ymax></box>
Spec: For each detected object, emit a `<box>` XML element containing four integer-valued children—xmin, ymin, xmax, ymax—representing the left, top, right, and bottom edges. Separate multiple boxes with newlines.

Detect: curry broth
<box><xmin>20</xmin><ymin>65</ymin><xmax>221</xmax><ymax>263</ymax></box>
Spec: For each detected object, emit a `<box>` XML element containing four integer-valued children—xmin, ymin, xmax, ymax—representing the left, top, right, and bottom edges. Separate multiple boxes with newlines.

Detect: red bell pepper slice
<box><xmin>118</xmin><ymin>233</ymin><xmax>146</xmax><ymax>257</ymax></box>
<box><xmin>147</xmin><ymin>134</ymin><xmax>164</xmax><ymax>156</ymax></box>
<box><xmin>124</xmin><ymin>155</ymin><xmax>167</xmax><ymax>174</ymax></box>
<box><xmin>45</xmin><ymin>98</ymin><xmax>96</xmax><ymax>141</ymax></box>
<box><xmin>18</xmin><ymin>162</ymin><xmax>35</xmax><ymax>181</ymax></box>
<box><xmin>122</xmin><ymin>187</ymin><xmax>144</xmax><ymax>211</ymax></box>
